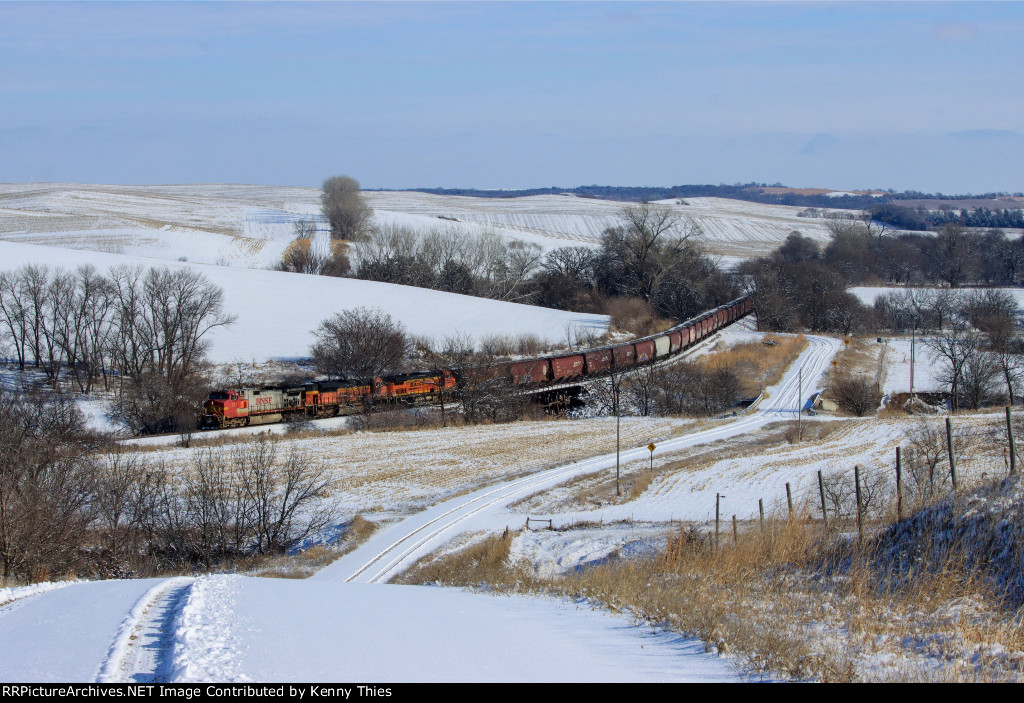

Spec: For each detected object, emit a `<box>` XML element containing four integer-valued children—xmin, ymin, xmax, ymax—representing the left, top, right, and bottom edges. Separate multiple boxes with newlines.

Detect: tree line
<box><xmin>0</xmin><ymin>263</ymin><xmax>235</xmax><ymax>434</ymax></box>
<box><xmin>405</xmin><ymin>183</ymin><xmax>1024</xmax><ymax>211</ymax></box>
<box><xmin>875</xmin><ymin>288</ymin><xmax>1022</xmax><ymax>411</ymax></box>
<box><xmin>741</xmin><ymin>220</ymin><xmax>1024</xmax><ymax>335</ymax></box>
<box><xmin>0</xmin><ymin>384</ymin><xmax>334</xmax><ymax>582</ymax></box>
<box><xmin>870</xmin><ymin>202</ymin><xmax>1024</xmax><ymax>231</ymax></box>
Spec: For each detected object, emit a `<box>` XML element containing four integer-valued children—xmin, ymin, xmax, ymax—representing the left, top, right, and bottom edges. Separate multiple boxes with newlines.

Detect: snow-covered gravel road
<box><xmin>0</xmin><ymin>574</ymin><xmax>745</xmax><ymax>682</ymax></box>
<box><xmin>315</xmin><ymin>334</ymin><xmax>840</xmax><ymax>584</ymax></box>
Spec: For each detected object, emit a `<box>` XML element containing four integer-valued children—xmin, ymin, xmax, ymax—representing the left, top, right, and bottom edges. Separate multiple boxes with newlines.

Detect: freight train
<box><xmin>200</xmin><ymin>295</ymin><xmax>753</xmax><ymax>429</ymax></box>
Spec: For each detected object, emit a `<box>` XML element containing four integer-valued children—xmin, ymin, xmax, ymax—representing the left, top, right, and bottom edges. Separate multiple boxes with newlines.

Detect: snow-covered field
<box><xmin>0</xmin><ymin>183</ymin><xmax>849</xmax><ymax>267</ymax></box>
<box><xmin>879</xmin><ymin>337</ymin><xmax>946</xmax><ymax>394</ymax></box>
<box><xmin>0</xmin><ymin>301</ymin><xmax>991</xmax><ymax>681</ymax></box>
<box><xmin>0</xmin><ymin>182</ymin><xmax>854</xmax><ymax>364</ymax></box>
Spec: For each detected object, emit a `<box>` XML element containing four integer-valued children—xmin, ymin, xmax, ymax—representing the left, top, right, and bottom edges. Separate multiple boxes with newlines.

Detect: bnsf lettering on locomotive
<box><xmin>254</xmin><ymin>397</ymin><xmax>273</xmax><ymax>405</ymax></box>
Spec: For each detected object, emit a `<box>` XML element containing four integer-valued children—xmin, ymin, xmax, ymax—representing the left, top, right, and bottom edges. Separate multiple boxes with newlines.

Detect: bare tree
<box><xmin>0</xmin><ymin>386</ymin><xmax>97</xmax><ymax>582</ymax></box>
<box><xmin>992</xmin><ymin>340</ymin><xmax>1024</xmax><ymax>406</ymax></box>
<box><xmin>292</xmin><ymin>217</ymin><xmax>318</xmax><ymax>240</ymax></box>
<box><xmin>108</xmin><ymin>265</ymin><xmax>151</xmax><ymax>382</ymax></box>
<box><xmin>234</xmin><ymin>439</ymin><xmax>335</xmax><ymax>555</ymax></box>
<box><xmin>959</xmin><ymin>343</ymin><xmax>1001</xmax><ymax>410</ymax></box>
<box><xmin>828</xmin><ymin>375</ymin><xmax>880</xmax><ymax>416</ymax></box>
<box><xmin>19</xmin><ymin>264</ymin><xmax>51</xmax><ymax>372</ymax></box>
<box><xmin>56</xmin><ymin>265</ymin><xmax>114</xmax><ymax>393</ymax></box>
<box><xmin>321</xmin><ymin>175</ymin><xmax>373</xmax><ymax>241</ymax></box>
<box><xmin>624</xmin><ymin>365</ymin><xmax>658</xmax><ymax>417</ymax></box>
<box><xmin>138</xmin><ymin>267</ymin><xmax>236</xmax><ymax>386</ymax></box>
<box><xmin>930</xmin><ymin>223</ymin><xmax>977</xmax><ymax>288</ymax></box>
<box><xmin>311</xmin><ymin>306</ymin><xmax>408</xmax><ymax>380</ymax></box>
<box><xmin>820</xmin><ymin>466</ymin><xmax>889</xmax><ymax>521</ymax></box>
<box><xmin>902</xmin><ymin>421</ymin><xmax>978</xmax><ymax>505</ymax></box>
<box><xmin>0</xmin><ymin>269</ymin><xmax>29</xmax><ymax>370</ymax></box>
<box><xmin>926</xmin><ymin>326</ymin><xmax>986</xmax><ymax>412</ymax></box>
<box><xmin>110</xmin><ymin>370</ymin><xmax>211</xmax><ymax>435</ymax></box>
<box><xmin>646</xmin><ymin>362</ymin><xmax>741</xmax><ymax>417</ymax></box>
<box><xmin>94</xmin><ymin>448</ymin><xmax>151</xmax><ymax>569</ymax></box>
<box><xmin>599</xmin><ymin>203</ymin><xmax>702</xmax><ymax>304</ymax></box>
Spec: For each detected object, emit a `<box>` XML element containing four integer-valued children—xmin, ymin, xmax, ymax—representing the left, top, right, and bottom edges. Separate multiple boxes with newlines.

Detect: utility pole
<box><xmin>797</xmin><ymin>365</ymin><xmax>803</xmax><ymax>441</ymax></box>
<box><xmin>910</xmin><ymin>323</ymin><xmax>916</xmax><ymax>413</ymax></box>
<box><xmin>613</xmin><ymin>373</ymin><xmax>621</xmax><ymax>496</ymax></box>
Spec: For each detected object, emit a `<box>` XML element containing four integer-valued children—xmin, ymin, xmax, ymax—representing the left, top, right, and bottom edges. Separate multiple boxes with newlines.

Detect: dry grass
<box><xmin>393</xmin><ymin>529</ymin><xmax>534</xmax><ymax>587</ymax></box>
<box><xmin>604</xmin><ymin>297</ymin><xmax>675</xmax><ymax>337</ymax></box>
<box><xmin>148</xmin><ymin>415</ymin><xmax>698</xmax><ymax>525</ymax></box>
<box><xmin>830</xmin><ymin>337</ymin><xmax>879</xmax><ymax>378</ymax></box>
<box><xmin>818</xmin><ymin>337</ymin><xmax>886</xmax><ymax>416</ymax></box>
<box><xmin>248</xmin><ymin>514</ymin><xmax>380</xmax><ymax>579</ymax></box>
<box><xmin>701</xmin><ymin>334</ymin><xmax>807</xmax><ymax>397</ymax></box>
<box><xmin>530</xmin><ymin>467</ymin><xmax>657</xmax><ymax>511</ymax></box>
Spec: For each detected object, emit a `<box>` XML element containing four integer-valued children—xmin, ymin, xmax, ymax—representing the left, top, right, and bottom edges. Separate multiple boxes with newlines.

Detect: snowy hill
<box><xmin>0</xmin><ymin>183</ymin><xmax>853</xmax><ymax>269</ymax></box>
<box><xmin>0</xmin><ymin>240</ymin><xmax>605</xmax><ymax>364</ymax></box>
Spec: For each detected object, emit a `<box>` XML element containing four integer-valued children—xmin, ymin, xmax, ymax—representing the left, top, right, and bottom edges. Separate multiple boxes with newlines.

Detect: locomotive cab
<box><xmin>202</xmin><ymin>390</ymin><xmax>246</xmax><ymax>428</ymax></box>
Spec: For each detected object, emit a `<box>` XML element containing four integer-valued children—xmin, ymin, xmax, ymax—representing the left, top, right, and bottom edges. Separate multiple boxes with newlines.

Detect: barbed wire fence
<box><xmin>712</xmin><ymin>408</ymin><xmax>1021</xmax><ymax>546</ymax></box>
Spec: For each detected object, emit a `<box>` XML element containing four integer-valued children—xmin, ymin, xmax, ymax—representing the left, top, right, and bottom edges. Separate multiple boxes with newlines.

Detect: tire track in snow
<box><xmin>326</xmin><ymin>335</ymin><xmax>840</xmax><ymax>584</ymax></box>
<box><xmin>94</xmin><ymin>577</ymin><xmax>195</xmax><ymax>683</ymax></box>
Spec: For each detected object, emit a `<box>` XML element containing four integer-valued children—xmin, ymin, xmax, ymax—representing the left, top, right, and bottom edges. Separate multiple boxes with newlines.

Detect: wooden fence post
<box><xmin>786</xmin><ymin>482</ymin><xmax>793</xmax><ymax>518</ymax></box>
<box><xmin>896</xmin><ymin>446</ymin><xmax>903</xmax><ymax>521</ymax></box>
<box><xmin>715</xmin><ymin>492</ymin><xmax>721</xmax><ymax>551</ymax></box>
<box><xmin>1007</xmin><ymin>406</ymin><xmax>1017</xmax><ymax>476</ymax></box>
<box><xmin>854</xmin><ymin>465</ymin><xmax>864</xmax><ymax>540</ymax></box>
<box><xmin>732</xmin><ymin>515</ymin><xmax>738</xmax><ymax>545</ymax></box>
<box><xmin>818</xmin><ymin>470</ymin><xmax>828</xmax><ymax>529</ymax></box>
<box><xmin>759</xmin><ymin>498</ymin><xmax>765</xmax><ymax>532</ymax></box>
<box><xmin>946</xmin><ymin>417</ymin><xmax>958</xmax><ymax>490</ymax></box>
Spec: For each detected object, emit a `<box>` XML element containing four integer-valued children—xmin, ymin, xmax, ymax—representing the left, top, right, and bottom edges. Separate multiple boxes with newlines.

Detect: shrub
<box><xmin>829</xmin><ymin>375</ymin><xmax>880</xmax><ymax>416</ymax></box>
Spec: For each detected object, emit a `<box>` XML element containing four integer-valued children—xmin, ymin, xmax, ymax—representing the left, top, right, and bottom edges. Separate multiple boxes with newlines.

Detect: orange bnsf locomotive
<box><xmin>202</xmin><ymin>371</ymin><xmax>456</xmax><ymax>429</ymax></box>
<box><xmin>200</xmin><ymin>295</ymin><xmax>753</xmax><ymax>429</ymax></box>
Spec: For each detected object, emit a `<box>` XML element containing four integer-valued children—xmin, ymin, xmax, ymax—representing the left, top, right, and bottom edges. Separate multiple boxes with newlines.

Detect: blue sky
<box><xmin>1</xmin><ymin>1</ymin><xmax>1022</xmax><ymax>193</ymax></box>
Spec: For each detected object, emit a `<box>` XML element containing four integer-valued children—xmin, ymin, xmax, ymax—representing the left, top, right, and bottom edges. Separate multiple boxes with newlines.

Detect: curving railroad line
<box><xmin>314</xmin><ymin>334</ymin><xmax>841</xmax><ymax>585</ymax></box>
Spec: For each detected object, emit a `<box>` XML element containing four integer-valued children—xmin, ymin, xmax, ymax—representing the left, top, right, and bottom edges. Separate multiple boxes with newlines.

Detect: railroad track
<box><xmin>315</xmin><ymin>334</ymin><xmax>840</xmax><ymax>584</ymax></box>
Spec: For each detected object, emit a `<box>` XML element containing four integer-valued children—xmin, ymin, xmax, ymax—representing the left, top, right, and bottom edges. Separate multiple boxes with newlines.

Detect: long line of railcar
<box><xmin>200</xmin><ymin>295</ymin><xmax>753</xmax><ymax>429</ymax></box>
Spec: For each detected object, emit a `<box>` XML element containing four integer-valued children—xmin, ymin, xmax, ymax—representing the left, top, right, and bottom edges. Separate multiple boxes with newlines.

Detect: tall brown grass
<box><xmin>250</xmin><ymin>514</ymin><xmax>379</xmax><ymax>579</ymax></box>
<box><xmin>604</xmin><ymin>297</ymin><xmax>675</xmax><ymax>337</ymax></box>
<box><xmin>394</xmin><ymin>530</ymin><xmax>530</xmax><ymax>587</ymax></box>
<box><xmin>701</xmin><ymin>334</ymin><xmax>807</xmax><ymax>397</ymax></box>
